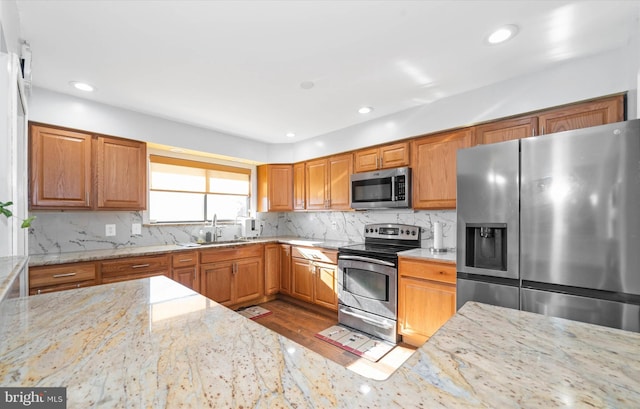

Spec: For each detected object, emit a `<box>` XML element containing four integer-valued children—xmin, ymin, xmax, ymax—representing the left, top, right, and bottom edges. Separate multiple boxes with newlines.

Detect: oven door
<box><xmin>337</xmin><ymin>254</ymin><xmax>397</xmax><ymax>320</ymax></box>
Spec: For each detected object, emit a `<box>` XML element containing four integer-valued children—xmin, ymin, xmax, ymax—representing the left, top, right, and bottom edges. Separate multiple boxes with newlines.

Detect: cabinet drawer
<box><xmin>291</xmin><ymin>246</ymin><xmax>338</xmax><ymax>264</ymax></box>
<box><xmin>100</xmin><ymin>255</ymin><xmax>170</xmax><ymax>276</ymax></box>
<box><xmin>200</xmin><ymin>244</ymin><xmax>263</xmax><ymax>264</ymax></box>
<box><xmin>30</xmin><ymin>262</ymin><xmax>97</xmax><ymax>288</ymax></box>
<box><xmin>172</xmin><ymin>251</ymin><xmax>198</xmax><ymax>267</ymax></box>
<box><xmin>399</xmin><ymin>258</ymin><xmax>456</xmax><ymax>284</ymax></box>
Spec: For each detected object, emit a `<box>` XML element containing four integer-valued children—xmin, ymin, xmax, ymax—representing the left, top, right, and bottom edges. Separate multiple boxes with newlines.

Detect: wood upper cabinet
<box><xmin>293</xmin><ymin>162</ymin><xmax>306</xmax><ymax>210</ymax></box>
<box><xmin>354</xmin><ymin>142</ymin><xmax>410</xmax><ymax>173</ymax></box>
<box><xmin>537</xmin><ymin>95</ymin><xmax>624</xmax><ymax>135</ymax></box>
<box><xmin>305</xmin><ymin>153</ymin><xmax>353</xmax><ymax>211</ymax></box>
<box><xmin>475</xmin><ymin>116</ymin><xmax>538</xmax><ymax>145</ymax></box>
<box><xmin>411</xmin><ymin>128</ymin><xmax>474</xmax><ymax>209</ymax></box>
<box><xmin>96</xmin><ymin>136</ymin><xmax>147</xmax><ymax>210</ymax></box>
<box><xmin>29</xmin><ymin>123</ymin><xmax>147</xmax><ymax>210</ymax></box>
<box><xmin>475</xmin><ymin>94</ymin><xmax>625</xmax><ymax>145</ymax></box>
<box><xmin>29</xmin><ymin>124</ymin><xmax>93</xmax><ymax>209</ymax></box>
<box><xmin>328</xmin><ymin>154</ymin><xmax>352</xmax><ymax>210</ymax></box>
<box><xmin>257</xmin><ymin>164</ymin><xmax>293</xmax><ymax>212</ymax></box>
<box><xmin>398</xmin><ymin>258</ymin><xmax>456</xmax><ymax>347</ymax></box>
<box><xmin>305</xmin><ymin>158</ymin><xmax>329</xmax><ymax>210</ymax></box>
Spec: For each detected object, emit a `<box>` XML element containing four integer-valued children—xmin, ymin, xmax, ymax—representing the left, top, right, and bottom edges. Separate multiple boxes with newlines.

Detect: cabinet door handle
<box><xmin>179</xmin><ymin>258</ymin><xmax>193</xmax><ymax>263</ymax></box>
<box><xmin>52</xmin><ymin>272</ymin><xmax>77</xmax><ymax>278</ymax></box>
<box><xmin>132</xmin><ymin>264</ymin><xmax>150</xmax><ymax>269</ymax></box>
<box><xmin>379</xmin><ymin>156</ymin><xmax>383</xmax><ymax>169</ymax></box>
<box><xmin>532</xmin><ymin>127</ymin><xmax>536</xmax><ymax>137</ymax></box>
<box><xmin>541</xmin><ymin>126</ymin><xmax>545</xmax><ymax>135</ymax></box>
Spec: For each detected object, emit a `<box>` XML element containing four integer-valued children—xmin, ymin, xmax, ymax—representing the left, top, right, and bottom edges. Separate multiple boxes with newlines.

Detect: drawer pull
<box><xmin>53</xmin><ymin>272</ymin><xmax>77</xmax><ymax>278</ymax></box>
<box><xmin>179</xmin><ymin>258</ymin><xmax>193</xmax><ymax>262</ymax></box>
<box><xmin>132</xmin><ymin>264</ymin><xmax>151</xmax><ymax>269</ymax></box>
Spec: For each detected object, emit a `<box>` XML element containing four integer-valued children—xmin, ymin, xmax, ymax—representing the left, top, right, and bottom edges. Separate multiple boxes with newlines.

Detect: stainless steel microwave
<box><xmin>350</xmin><ymin>167</ymin><xmax>411</xmax><ymax>209</ymax></box>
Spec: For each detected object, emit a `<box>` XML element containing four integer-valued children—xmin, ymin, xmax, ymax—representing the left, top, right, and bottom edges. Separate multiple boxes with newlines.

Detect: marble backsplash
<box><xmin>28</xmin><ymin>209</ymin><xmax>456</xmax><ymax>255</ymax></box>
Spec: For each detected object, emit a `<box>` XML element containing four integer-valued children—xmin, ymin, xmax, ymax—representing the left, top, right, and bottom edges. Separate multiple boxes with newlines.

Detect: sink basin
<box><xmin>198</xmin><ymin>240</ymin><xmax>251</xmax><ymax>247</ymax></box>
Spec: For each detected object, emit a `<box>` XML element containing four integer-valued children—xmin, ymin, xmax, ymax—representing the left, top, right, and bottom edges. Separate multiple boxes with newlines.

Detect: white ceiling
<box><xmin>15</xmin><ymin>0</ymin><xmax>640</xmax><ymax>144</ymax></box>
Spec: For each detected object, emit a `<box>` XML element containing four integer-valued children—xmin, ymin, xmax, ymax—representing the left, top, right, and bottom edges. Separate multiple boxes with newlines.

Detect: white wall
<box><xmin>30</xmin><ymin>43</ymin><xmax>639</xmax><ymax>166</ymax></box>
<box><xmin>29</xmin><ymin>87</ymin><xmax>271</xmax><ymax>164</ymax></box>
<box><xmin>293</xmin><ymin>45</ymin><xmax>640</xmax><ymax>162</ymax></box>
<box><xmin>0</xmin><ymin>0</ymin><xmax>20</xmax><ymax>53</ymax></box>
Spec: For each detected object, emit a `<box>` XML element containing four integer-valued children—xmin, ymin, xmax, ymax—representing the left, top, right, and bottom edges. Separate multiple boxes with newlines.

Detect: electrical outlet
<box><xmin>132</xmin><ymin>223</ymin><xmax>142</xmax><ymax>235</ymax></box>
<box><xmin>331</xmin><ymin>221</ymin><xmax>338</xmax><ymax>231</ymax></box>
<box><xmin>105</xmin><ymin>224</ymin><xmax>116</xmax><ymax>237</ymax></box>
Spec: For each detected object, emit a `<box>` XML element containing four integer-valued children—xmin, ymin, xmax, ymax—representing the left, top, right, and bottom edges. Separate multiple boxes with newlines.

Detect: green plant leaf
<box><xmin>21</xmin><ymin>216</ymin><xmax>36</xmax><ymax>229</ymax></box>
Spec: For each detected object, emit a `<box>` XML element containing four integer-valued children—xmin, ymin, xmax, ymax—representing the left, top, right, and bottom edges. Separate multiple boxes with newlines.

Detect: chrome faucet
<box><xmin>212</xmin><ymin>213</ymin><xmax>222</xmax><ymax>242</ymax></box>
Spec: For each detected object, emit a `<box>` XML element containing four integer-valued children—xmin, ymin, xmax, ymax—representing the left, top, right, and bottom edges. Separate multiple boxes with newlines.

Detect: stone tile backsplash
<box><xmin>28</xmin><ymin>209</ymin><xmax>456</xmax><ymax>255</ymax></box>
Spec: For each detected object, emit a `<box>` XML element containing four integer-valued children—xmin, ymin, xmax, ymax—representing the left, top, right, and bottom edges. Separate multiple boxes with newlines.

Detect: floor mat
<box><xmin>238</xmin><ymin>305</ymin><xmax>272</xmax><ymax>320</ymax></box>
<box><xmin>315</xmin><ymin>325</ymin><xmax>395</xmax><ymax>362</ymax></box>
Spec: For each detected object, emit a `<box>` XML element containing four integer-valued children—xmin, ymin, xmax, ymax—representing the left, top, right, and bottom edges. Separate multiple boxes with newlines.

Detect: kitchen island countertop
<box><xmin>1</xmin><ymin>276</ymin><xmax>638</xmax><ymax>408</ymax></box>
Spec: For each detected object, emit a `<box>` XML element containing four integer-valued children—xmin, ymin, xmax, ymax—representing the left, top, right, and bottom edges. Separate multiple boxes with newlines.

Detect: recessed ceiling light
<box><xmin>300</xmin><ymin>81</ymin><xmax>314</xmax><ymax>90</ymax></box>
<box><xmin>358</xmin><ymin>106</ymin><xmax>373</xmax><ymax>114</ymax></box>
<box><xmin>69</xmin><ymin>81</ymin><xmax>95</xmax><ymax>92</ymax></box>
<box><xmin>486</xmin><ymin>24</ymin><xmax>519</xmax><ymax>45</ymax></box>
<box><xmin>286</xmin><ymin>132</ymin><xmax>296</xmax><ymax>138</ymax></box>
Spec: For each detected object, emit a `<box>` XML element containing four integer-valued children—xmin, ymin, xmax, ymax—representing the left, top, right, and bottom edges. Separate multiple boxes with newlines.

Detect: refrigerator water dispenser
<box><xmin>465</xmin><ymin>223</ymin><xmax>507</xmax><ymax>271</ymax></box>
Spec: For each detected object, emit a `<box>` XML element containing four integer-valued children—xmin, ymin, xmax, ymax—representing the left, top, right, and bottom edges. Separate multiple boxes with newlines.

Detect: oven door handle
<box><xmin>339</xmin><ymin>308</ymin><xmax>394</xmax><ymax>330</ymax></box>
<box><xmin>338</xmin><ymin>255</ymin><xmax>395</xmax><ymax>267</ymax></box>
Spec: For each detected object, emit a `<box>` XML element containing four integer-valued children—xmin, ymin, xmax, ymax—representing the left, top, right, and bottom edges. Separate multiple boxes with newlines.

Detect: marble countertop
<box><xmin>0</xmin><ymin>256</ymin><xmax>28</xmax><ymax>301</ymax></box>
<box><xmin>29</xmin><ymin>237</ymin><xmax>449</xmax><ymax>266</ymax></box>
<box><xmin>399</xmin><ymin>247</ymin><xmax>456</xmax><ymax>264</ymax></box>
<box><xmin>1</xmin><ymin>276</ymin><xmax>638</xmax><ymax>408</ymax></box>
<box><xmin>28</xmin><ymin>237</ymin><xmax>354</xmax><ymax>267</ymax></box>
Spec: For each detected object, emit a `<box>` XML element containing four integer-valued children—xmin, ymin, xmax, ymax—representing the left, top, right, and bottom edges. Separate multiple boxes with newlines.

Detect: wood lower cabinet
<box><xmin>354</xmin><ymin>141</ymin><xmax>410</xmax><ymax>173</ymax></box>
<box><xmin>279</xmin><ymin>244</ymin><xmax>292</xmax><ymax>294</ymax></box>
<box><xmin>171</xmin><ymin>251</ymin><xmax>199</xmax><ymax>292</ymax></box>
<box><xmin>100</xmin><ymin>254</ymin><xmax>170</xmax><ymax>284</ymax></box>
<box><xmin>257</xmin><ymin>164</ymin><xmax>293</xmax><ymax>212</ymax></box>
<box><xmin>29</xmin><ymin>124</ymin><xmax>93</xmax><ymax>209</ymax></box>
<box><xmin>29</xmin><ymin>262</ymin><xmax>97</xmax><ymax>295</ymax></box>
<box><xmin>199</xmin><ymin>244</ymin><xmax>264</xmax><ymax>307</ymax></box>
<box><xmin>398</xmin><ymin>258</ymin><xmax>456</xmax><ymax>347</ymax></box>
<box><xmin>264</xmin><ymin>243</ymin><xmax>280</xmax><ymax>295</ymax></box>
<box><xmin>29</xmin><ymin>123</ymin><xmax>147</xmax><ymax>210</ymax></box>
<box><xmin>412</xmin><ymin>128</ymin><xmax>474</xmax><ymax>209</ymax></box>
<box><xmin>291</xmin><ymin>246</ymin><xmax>338</xmax><ymax>311</ymax></box>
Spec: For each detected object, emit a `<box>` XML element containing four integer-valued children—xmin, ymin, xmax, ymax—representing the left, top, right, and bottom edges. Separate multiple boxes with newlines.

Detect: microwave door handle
<box><xmin>391</xmin><ymin>176</ymin><xmax>396</xmax><ymax>201</ymax></box>
<box><xmin>339</xmin><ymin>254</ymin><xmax>395</xmax><ymax>267</ymax></box>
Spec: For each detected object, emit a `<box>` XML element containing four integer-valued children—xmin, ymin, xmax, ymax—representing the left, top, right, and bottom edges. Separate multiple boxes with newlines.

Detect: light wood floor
<box><xmin>252</xmin><ymin>299</ymin><xmax>417</xmax><ymax>379</ymax></box>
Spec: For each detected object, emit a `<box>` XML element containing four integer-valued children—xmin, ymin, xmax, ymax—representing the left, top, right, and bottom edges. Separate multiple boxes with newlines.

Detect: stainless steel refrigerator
<box><xmin>456</xmin><ymin>119</ymin><xmax>640</xmax><ymax>333</ymax></box>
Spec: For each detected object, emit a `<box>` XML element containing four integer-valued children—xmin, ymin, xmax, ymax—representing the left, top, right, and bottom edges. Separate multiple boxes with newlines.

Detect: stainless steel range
<box><xmin>338</xmin><ymin>223</ymin><xmax>421</xmax><ymax>343</ymax></box>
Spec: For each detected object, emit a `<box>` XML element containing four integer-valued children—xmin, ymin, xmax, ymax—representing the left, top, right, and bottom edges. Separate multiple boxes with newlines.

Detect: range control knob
<box><xmin>411</xmin><ymin>230</ymin><xmax>417</xmax><ymax>236</ymax></box>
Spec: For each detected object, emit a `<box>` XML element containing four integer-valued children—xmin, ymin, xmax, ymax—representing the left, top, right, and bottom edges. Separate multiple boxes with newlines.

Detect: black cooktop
<box><xmin>338</xmin><ymin>242</ymin><xmax>419</xmax><ymax>258</ymax></box>
<box><xmin>338</xmin><ymin>223</ymin><xmax>422</xmax><ymax>258</ymax></box>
